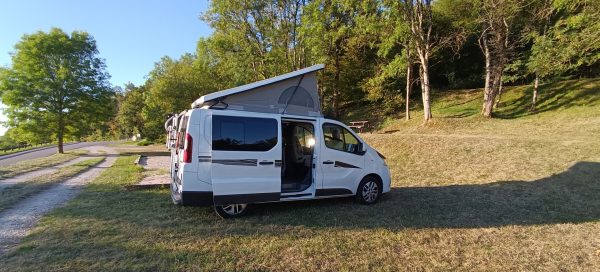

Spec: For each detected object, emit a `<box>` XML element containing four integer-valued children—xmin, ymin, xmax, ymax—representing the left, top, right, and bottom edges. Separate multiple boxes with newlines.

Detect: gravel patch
<box><xmin>139</xmin><ymin>155</ymin><xmax>170</xmax><ymax>170</ymax></box>
<box><xmin>137</xmin><ymin>174</ymin><xmax>170</xmax><ymax>186</ymax></box>
<box><xmin>135</xmin><ymin>155</ymin><xmax>171</xmax><ymax>187</ymax></box>
<box><xmin>0</xmin><ymin>146</ymin><xmax>117</xmax><ymax>254</ymax></box>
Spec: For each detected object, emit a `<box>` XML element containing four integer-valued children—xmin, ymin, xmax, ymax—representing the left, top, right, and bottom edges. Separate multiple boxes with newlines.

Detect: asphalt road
<box><xmin>0</xmin><ymin>142</ymin><xmax>108</xmax><ymax>167</ymax></box>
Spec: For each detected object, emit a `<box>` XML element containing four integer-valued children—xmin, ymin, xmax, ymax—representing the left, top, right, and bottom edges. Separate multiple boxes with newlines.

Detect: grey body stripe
<box><xmin>334</xmin><ymin>161</ymin><xmax>361</xmax><ymax>169</ymax></box>
<box><xmin>212</xmin><ymin>159</ymin><xmax>257</xmax><ymax>166</ymax></box>
<box><xmin>198</xmin><ymin>156</ymin><xmax>211</xmax><ymax>163</ymax></box>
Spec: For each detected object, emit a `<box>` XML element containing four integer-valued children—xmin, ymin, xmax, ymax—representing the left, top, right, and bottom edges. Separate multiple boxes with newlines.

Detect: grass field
<box><xmin>0</xmin><ymin>78</ymin><xmax>599</xmax><ymax>271</ymax></box>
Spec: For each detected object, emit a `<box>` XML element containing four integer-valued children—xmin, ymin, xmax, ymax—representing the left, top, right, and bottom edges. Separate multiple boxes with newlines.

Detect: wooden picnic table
<box><xmin>348</xmin><ymin>120</ymin><xmax>370</xmax><ymax>133</ymax></box>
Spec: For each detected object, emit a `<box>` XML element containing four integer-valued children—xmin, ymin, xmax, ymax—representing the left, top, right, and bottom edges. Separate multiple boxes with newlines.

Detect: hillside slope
<box><xmin>361</xmin><ymin>78</ymin><xmax>600</xmax><ymax>187</ymax></box>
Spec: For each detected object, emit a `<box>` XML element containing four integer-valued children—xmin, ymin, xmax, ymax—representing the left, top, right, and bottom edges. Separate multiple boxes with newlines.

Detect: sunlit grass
<box><xmin>1</xmin><ymin>79</ymin><xmax>599</xmax><ymax>270</ymax></box>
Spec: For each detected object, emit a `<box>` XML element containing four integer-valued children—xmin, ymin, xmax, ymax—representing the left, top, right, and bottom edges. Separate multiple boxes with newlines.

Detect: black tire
<box><xmin>355</xmin><ymin>175</ymin><xmax>382</xmax><ymax>205</ymax></box>
<box><xmin>171</xmin><ymin>178</ymin><xmax>182</xmax><ymax>205</ymax></box>
<box><xmin>214</xmin><ymin>204</ymin><xmax>249</xmax><ymax>218</ymax></box>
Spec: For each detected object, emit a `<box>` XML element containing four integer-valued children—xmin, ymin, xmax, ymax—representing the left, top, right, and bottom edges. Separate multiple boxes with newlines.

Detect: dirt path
<box><xmin>0</xmin><ymin>156</ymin><xmax>93</xmax><ymax>192</ymax></box>
<box><xmin>0</xmin><ymin>146</ymin><xmax>117</xmax><ymax>254</ymax></box>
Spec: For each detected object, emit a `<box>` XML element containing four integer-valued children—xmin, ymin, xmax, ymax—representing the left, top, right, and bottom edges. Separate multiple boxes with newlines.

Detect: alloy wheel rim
<box><xmin>222</xmin><ymin>204</ymin><xmax>247</xmax><ymax>215</ymax></box>
<box><xmin>362</xmin><ymin>180</ymin><xmax>378</xmax><ymax>202</ymax></box>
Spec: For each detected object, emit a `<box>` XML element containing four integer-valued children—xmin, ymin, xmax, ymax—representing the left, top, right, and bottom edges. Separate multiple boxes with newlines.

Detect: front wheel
<box><xmin>356</xmin><ymin>176</ymin><xmax>382</xmax><ymax>205</ymax></box>
<box><xmin>214</xmin><ymin>204</ymin><xmax>249</xmax><ymax>218</ymax></box>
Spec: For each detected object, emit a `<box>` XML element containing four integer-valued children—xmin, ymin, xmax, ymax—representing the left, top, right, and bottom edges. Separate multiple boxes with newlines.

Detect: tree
<box><xmin>203</xmin><ymin>0</ymin><xmax>308</xmax><ymax>85</ymax></box>
<box><xmin>301</xmin><ymin>0</ymin><xmax>380</xmax><ymax>118</ymax></box>
<box><xmin>527</xmin><ymin>0</ymin><xmax>600</xmax><ymax>109</ymax></box>
<box><xmin>365</xmin><ymin>0</ymin><xmax>413</xmax><ymax>119</ymax></box>
<box><xmin>401</xmin><ymin>0</ymin><xmax>436</xmax><ymax>122</ymax></box>
<box><xmin>142</xmin><ymin>44</ymin><xmax>220</xmax><ymax>140</ymax></box>
<box><xmin>476</xmin><ymin>0</ymin><xmax>524</xmax><ymax>117</ymax></box>
<box><xmin>520</xmin><ymin>0</ymin><xmax>555</xmax><ymax>110</ymax></box>
<box><xmin>115</xmin><ymin>83</ymin><xmax>145</xmax><ymax>138</ymax></box>
<box><xmin>0</xmin><ymin>28</ymin><xmax>113</xmax><ymax>153</ymax></box>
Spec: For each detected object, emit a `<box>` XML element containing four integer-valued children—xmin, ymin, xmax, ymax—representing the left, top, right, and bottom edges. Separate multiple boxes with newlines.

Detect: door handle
<box><xmin>323</xmin><ymin>160</ymin><xmax>334</xmax><ymax>165</ymax></box>
<box><xmin>259</xmin><ymin>161</ymin><xmax>274</xmax><ymax>165</ymax></box>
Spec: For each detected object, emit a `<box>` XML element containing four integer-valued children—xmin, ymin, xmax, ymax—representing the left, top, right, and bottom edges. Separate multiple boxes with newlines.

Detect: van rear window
<box><xmin>177</xmin><ymin>115</ymin><xmax>189</xmax><ymax>149</ymax></box>
<box><xmin>212</xmin><ymin>116</ymin><xmax>277</xmax><ymax>151</ymax></box>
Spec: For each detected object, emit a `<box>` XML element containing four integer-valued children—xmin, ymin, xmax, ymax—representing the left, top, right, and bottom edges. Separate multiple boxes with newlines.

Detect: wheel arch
<box><xmin>359</xmin><ymin>173</ymin><xmax>383</xmax><ymax>190</ymax></box>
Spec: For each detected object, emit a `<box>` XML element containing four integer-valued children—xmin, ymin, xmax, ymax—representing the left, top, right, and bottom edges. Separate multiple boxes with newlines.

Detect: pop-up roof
<box><xmin>192</xmin><ymin>64</ymin><xmax>324</xmax><ymax>117</ymax></box>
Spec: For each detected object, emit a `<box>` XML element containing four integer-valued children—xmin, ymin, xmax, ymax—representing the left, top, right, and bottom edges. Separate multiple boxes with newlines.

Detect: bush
<box><xmin>136</xmin><ymin>139</ymin><xmax>153</xmax><ymax>146</ymax></box>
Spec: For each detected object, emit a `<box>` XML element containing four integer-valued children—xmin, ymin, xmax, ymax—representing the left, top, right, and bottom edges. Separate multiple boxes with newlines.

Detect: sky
<box><xmin>0</xmin><ymin>0</ymin><xmax>213</xmax><ymax>135</ymax></box>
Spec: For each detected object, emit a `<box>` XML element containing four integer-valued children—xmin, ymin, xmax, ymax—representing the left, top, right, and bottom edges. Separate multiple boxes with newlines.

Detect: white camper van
<box><xmin>165</xmin><ymin>64</ymin><xmax>391</xmax><ymax>218</ymax></box>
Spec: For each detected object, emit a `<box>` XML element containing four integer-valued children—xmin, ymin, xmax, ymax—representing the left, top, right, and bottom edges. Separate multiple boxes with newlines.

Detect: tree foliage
<box><xmin>113</xmin><ymin>83</ymin><xmax>145</xmax><ymax>139</ymax></box>
<box><xmin>142</xmin><ymin>46</ymin><xmax>220</xmax><ymax>140</ymax></box>
<box><xmin>203</xmin><ymin>0</ymin><xmax>308</xmax><ymax>84</ymax></box>
<box><xmin>301</xmin><ymin>0</ymin><xmax>380</xmax><ymax>117</ymax></box>
<box><xmin>4</xmin><ymin>1</ymin><xmax>599</xmax><ymax>146</ymax></box>
<box><xmin>0</xmin><ymin>28</ymin><xmax>114</xmax><ymax>152</ymax></box>
<box><xmin>130</xmin><ymin>0</ymin><xmax>598</xmax><ymax>128</ymax></box>
<box><xmin>529</xmin><ymin>0</ymin><xmax>600</xmax><ymax>79</ymax></box>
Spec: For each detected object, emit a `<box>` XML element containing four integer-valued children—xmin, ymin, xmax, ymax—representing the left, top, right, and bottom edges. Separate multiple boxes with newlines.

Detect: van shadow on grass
<box><xmin>30</xmin><ymin>160</ymin><xmax>600</xmax><ymax>239</ymax></box>
<box><xmin>250</xmin><ymin>161</ymin><xmax>600</xmax><ymax>229</ymax></box>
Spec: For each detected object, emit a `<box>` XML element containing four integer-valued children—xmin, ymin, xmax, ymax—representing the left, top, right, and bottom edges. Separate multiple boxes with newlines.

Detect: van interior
<box><xmin>281</xmin><ymin>121</ymin><xmax>314</xmax><ymax>193</ymax></box>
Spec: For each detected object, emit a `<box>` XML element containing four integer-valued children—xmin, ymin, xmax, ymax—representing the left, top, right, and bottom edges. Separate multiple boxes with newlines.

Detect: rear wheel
<box><xmin>214</xmin><ymin>204</ymin><xmax>248</xmax><ymax>218</ymax></box>
<box><xmin>356</xmin><ymin>176</ymin><xmax>382</xmax><ymax>205</ymax></box>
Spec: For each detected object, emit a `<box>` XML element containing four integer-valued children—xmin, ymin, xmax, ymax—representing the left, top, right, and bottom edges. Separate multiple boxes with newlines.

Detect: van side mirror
<box><xmin>356</xmin><ymin>142</ymin><xmax>367</xmax><ymax>155</ymax></box>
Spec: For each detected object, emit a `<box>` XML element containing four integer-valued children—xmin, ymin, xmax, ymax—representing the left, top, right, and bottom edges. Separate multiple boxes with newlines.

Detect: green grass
<box><xmin>0</xmin><ymin>150</ymin><xmax>88</xmax><ymax>179</ymax></box>
<box><xmin>136</xmin><ymin>139</ymin><xmax>154</xmax><ymax>146</ymax></box>
<box><xmin>1</xmin><ymin>79</ymin><xmax>599</xmax><ymax>271</ymax></box>
<box><xmin>0</xmin><ymin>158</ymin><xmax>104</xmax><ymax>212</ymax></box>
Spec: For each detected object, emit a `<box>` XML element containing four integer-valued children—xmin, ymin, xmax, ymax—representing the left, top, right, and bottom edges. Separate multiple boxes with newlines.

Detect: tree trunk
<box><xmin>405</xmin><ymin>0</ymin><xmax>433</xmax><ymax>122</ymax></box>
<box><xmin>481</xmin><ymin>34</ymin><xmax>505</xmax><ymax>118</ymax></box>
<box><xmin>483</xmin><ymin>66</ymin><xmax>503</xmax><ymax>117</ymax></box>
<box><xmin>494</xmin><ymin>71</ymin><xmax>504</xmax><ymax>108</ymax></box>
<box><xmin>482</xmin><ymin>35</ymin><xmax>494</xmax><ymax>117</ymax></box>
<box><xmin>57</xmin><ymin>114</ymin><xmax>64</xmax><ymax>154</ymax></box>
<box><xmin>531</xmin><ymin>75</ymin><xmax>539</xmax><ymax>110</ymax></box>
<box><xmin>419</xmin><ymin>55</ymin><xmax>432</xmax><ymax>121</ymax></box>
<box><xmin>332</xmin><ymin>89</ymin><xmax>339</xmax><ymax>118</ymax></box>
<box><xmin>405</xmin><ymin>63</ymin><xmax>412</xmax><ymax>120</ymax></box>
<box><xmin>332</xmin><ymin>54</ymin><xmax>341</xmax><ymax>118</ymax></box>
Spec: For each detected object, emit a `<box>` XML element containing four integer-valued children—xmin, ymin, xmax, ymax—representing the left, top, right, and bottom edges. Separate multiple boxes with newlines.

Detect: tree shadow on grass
<box><xmin>495</xmin><ymin>79</ymin><xmax>600</xmax><ymax>119</ymax></box>
<box><xmin>249</xmin><ymin>161</ymin><xmax>600</xmax><ymax>229</ymax></box>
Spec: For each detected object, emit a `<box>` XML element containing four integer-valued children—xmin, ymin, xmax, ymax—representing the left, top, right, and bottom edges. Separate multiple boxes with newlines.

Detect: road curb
<box><xmin>133</xmin><ymin>155</ymin><xmax>143</xmax><ymax>165</ymax></box>
<box><xmin>0</xmin><ymin>143</ymin><xmax>80</xmax><ymax>161</ymax></box>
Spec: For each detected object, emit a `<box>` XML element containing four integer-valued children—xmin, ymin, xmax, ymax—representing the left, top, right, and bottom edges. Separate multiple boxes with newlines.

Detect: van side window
<box><xmin>323</xmin><ymin>123</ymin><xmax>360</xmax><ymax>154</ymax></box>
<box><xmin>212</xmin><ymin>116</ymin><xmax>278</xmax><ymax>151</ymax></box>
